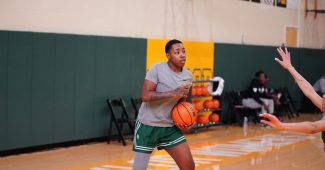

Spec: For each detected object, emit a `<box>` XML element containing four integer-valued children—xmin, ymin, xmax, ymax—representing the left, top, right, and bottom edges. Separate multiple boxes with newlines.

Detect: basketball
<box><xmin>191</xmin><ymin>87</ymin><xmax>197</xmax><ymax>96</ymax></box>
<box><xmin>196</xmin><ymin>86</ymin><xmax>203</xmax><ymax>96</ymax></box>
<box><xmin>193</xmin><ymin>101</ymin><xmax>203</xmax><ymax>111</ymax></box>
<box><xmin>209</xmin><ymin>113</ymin><xmax>220</xmax><ymax>123</ymax></box>
<box><xmin>171</xmin><ymin>101</ymin><xmax>195</xmax><ymax>126</ymax></box>
<box><xmin>203</xmin><ymin>100</ymin><xmax>209</xmax><ymax>108</ymax></box>
<box><xmin>196</xmin><ymin>115</ymin><xmax>208</xmax><ymax>125</ymax></box>
<box><xmin>202</xmin><ymin>86</ymin><xmax>209</xmax><ymax>96</ymax></box>
<box><xmin>212</xmin><ymin>99</ymin><xmax>220</xmax><ymax>109</ymax></box>
<box><xmin>203</xmin><ymin>100</ymin><xmax>214</xmax><ymax>109</ymax></box>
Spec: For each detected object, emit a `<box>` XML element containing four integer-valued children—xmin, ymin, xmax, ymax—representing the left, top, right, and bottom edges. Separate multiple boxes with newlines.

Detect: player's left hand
<box><xmin>176</xmin><ymin>123</ymin><xmax>193</xmax><ymax>131</ymax></box>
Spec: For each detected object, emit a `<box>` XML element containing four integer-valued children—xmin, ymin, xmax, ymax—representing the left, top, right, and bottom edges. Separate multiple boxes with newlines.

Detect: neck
<box><xmin>167</xmin><ymin>61</ymin><xmax>182</xmax><ymax>72</ymax></box>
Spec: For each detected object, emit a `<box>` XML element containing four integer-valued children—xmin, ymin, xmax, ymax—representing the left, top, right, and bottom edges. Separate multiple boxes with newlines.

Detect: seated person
<box><xmin>242</xmin><ymin>71</ymin><xmax>274</xmax><ymax>114</ymax></box>
<box><xmin>264</xmin><ymin>74</ymin><xmax>281</xmax><ymax>105</ymax></box>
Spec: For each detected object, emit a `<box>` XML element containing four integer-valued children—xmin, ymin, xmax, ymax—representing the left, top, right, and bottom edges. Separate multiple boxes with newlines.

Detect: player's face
<box><xmin>167</xmin><ymin>43</ymin><xmax>186</xmax><ymax>68</ymax></box>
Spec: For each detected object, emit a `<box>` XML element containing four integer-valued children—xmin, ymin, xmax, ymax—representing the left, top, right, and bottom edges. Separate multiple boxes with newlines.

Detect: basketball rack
<box><xmin>305</xmin><ymin>0</ymin><xmax>325</xmax><ymax>18</ymax></box>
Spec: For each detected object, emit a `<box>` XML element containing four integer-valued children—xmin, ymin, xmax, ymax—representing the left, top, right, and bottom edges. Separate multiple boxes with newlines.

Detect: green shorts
<box><xmin>133</xmin><ymin>121</ymin><xmax>186</xmax><ymax>154</ymax></box>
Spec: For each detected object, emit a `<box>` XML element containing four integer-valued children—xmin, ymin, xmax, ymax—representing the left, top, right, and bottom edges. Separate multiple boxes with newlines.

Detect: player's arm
<box><xmin>260</xmin><ymin>113</ymin><xmax>325</xmax><ymax>134</ymax></box>
<box><xmin>276</xmin><ymin>47</ymin><xmax>324</xmax><ymax>111</ymax></box>
<box><xmin>323</xmin><ymin>94</ymin><xmax>325</xmax><ymax>111</ymax></box>
<box><xmin>141</xmin><ymin>80</ymin><xmax>189</xmax><ymax>102</ymax></box>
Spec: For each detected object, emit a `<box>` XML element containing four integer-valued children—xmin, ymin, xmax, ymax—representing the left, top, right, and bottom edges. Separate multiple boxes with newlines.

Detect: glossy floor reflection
<box><xmin>1</xmin><ymin>114</ymin><xmax>324</xmax><ymax>170</ymax></box>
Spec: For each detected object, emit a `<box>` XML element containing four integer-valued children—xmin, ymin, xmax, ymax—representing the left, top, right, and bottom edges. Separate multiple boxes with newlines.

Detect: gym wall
<box><xmin>1</xmin><ymin>0</ymin><xmax>300</xmax><ymax>47</ymax></box>
<box><xmin>299</xmin><ymin>0</ymin><xmax>325</xmax><ymax>49</ymax></box>
<box><xmin>0</xmin><ymin>31</ymin><xmax>146</xmax><ymax>151</ymax></box>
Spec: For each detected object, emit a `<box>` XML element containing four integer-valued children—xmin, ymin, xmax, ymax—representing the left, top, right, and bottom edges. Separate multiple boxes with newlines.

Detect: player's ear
<box><xmin>166</xmin><ymin>53</ymin><xmax>171</xmax><ymax>59</ymax></box>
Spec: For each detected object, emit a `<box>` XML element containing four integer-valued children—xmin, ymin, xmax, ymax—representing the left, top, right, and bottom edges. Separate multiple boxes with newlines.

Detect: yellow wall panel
<box><xmin>146</xmin><ymin>39</ymin><xmax>214</xmax><ymax>78</ymax></box>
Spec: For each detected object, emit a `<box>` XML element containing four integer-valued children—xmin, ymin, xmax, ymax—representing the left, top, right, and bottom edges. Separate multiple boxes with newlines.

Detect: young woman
<box><xmin>133</xmin><ymin>39</ymin><xmax>195</xmax><ymax>170</ymax></box>
<box><xmin>260</xmin><ymin>47</ymin><xmax>325</xmax><ymax>134</ymax></box>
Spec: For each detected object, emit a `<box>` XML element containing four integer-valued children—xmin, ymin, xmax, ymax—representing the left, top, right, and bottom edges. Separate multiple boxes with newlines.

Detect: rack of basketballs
<box><xmin>189</xmin><ymin>78</ymin><xmax>223</xmax><ymax>130</ymax></box>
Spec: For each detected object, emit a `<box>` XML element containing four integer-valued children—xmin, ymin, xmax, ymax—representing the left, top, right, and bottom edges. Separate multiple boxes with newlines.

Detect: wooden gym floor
<box><xmin>0</xmin><ymin>113</ymin><xmax>325</xmax><ymax>170</ymax></box>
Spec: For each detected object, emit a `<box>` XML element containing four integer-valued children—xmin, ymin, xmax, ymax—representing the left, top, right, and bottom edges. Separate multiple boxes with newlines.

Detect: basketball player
<box><xmin>132</xmin><ymin>39</ymin><xmax>195</xmax><ymax>170</ymax></box>
<box><xmin>260</xmin><ymin>47</ymin><xmax>325</xmax><ymax>134</ymax></box>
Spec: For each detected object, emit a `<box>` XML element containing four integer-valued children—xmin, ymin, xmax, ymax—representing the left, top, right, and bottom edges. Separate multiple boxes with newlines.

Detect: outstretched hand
<box><xmin>275</xmin><ymin>47</ymin><xmax>294</xmax><ymax>70</ymax></box>
<box><xmin>259</xmin><ymin>113</ymin><xmax>284</xmax><ymax>129</ymax></box>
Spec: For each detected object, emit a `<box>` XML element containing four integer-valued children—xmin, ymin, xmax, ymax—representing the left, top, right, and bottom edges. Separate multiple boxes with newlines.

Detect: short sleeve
<box><xmin>145</xmin><ymin>64</ymin><xmax>158</xmax><ymax>84</ymax></box>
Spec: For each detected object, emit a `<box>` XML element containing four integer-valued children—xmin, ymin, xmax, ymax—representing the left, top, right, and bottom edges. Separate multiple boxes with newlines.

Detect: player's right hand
<box><xmin>174</xmin><ymin>84</ymin><xmax>190</xmax><ymax>98</ymax></box>
<box><xmin>275</xmin><ymin>47</ymin><xmax>294</xmax><ymax>70</ymax></box>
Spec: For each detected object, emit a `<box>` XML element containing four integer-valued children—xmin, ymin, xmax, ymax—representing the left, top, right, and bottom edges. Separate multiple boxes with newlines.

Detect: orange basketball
<box><xmin>209</xmin><ymin>101</ymin><xmax>215</xmax><ymax>109</ymax></box>
<box><xmin>202</xmin><ymin>87</ymin><xmax>209</xmax><ymax>96</ymax></box>
<box><xmin>171</xmin><ymin>102</ymin><xmax>195</xmax><ymax>126</ymax></box>
<box><xmin>203</xmin><ymin>100</ymin><xmax>209</xmax><ymax>109</ymax></box>
<box><xmin>209</xmin><ymin>113</ymin><xmax>220</xmax><ymax>122</ymax></box>
<box><xmin>196</xmin><ymin>87</ymin><xmax>202</xmax><ymax>96</ymax></box>
<box><xmin>212</xmin><ymin>99</ymin><xmax>220</xmax><ymax>109</ymax></box>
<box><xmin>196</xmin><ymin>115</ymin><xmax>208</xmax><ymax>124</ymax></box>
<box><xmin>193</xmin><ymin>101</ymin><xmax>203</xmax><ymax>111</ymax></box>
<box><xmin>191</xmin><ymin>87</ymin><xmax>197</xmax><ymax>96</ymax></box>
<box><xmin>203</xmin><ymin>100</ymin><xmax>214</xmax><ymax>109</ymax></box>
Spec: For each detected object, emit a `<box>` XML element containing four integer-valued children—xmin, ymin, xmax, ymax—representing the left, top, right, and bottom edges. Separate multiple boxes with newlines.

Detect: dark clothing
<box><xmin>243</xmin><ymin>79</ymin><xmax>271</xmax><ymax>105</ymax></box>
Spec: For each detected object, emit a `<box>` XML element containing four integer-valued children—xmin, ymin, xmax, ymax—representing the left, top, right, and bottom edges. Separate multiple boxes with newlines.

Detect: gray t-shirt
<box><xmin>137</xmin><ymin>62</ymin><xmax>193</xmax><ymax>127</ymax></box>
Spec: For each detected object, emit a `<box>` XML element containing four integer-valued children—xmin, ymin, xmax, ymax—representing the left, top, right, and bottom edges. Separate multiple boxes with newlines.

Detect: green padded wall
<box><xmin>0</xmin><ymin>31</ymin><xmax>9</xmax><ymax>150</ymax></box>
<box><xmin>31</xmin><ymin>33</ymin><xmax>56</xmax><ymax>146</ymax></box>
<box><xmin>0</xmin><ymin>31</ymin><xmax>146</xmax><ymax>151</ymax></box>
<box><xmin>7</xmin><ymin>32</ymin><xmax>34</xmax><ymax>149</ymax></box>
<box><xmin>299</xmin><ymin>48</ymin><xmax>325</xmax><ymax>85</ymax></box>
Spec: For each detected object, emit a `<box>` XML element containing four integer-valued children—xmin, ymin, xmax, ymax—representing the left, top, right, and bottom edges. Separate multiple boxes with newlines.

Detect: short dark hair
<box><xmin>255</xmin><ymin>70</ymin><xmax>265</xmax><ymax>78</ymax></box>
<box><xmin>165</xmin><ymin>39</ymin><xmax>183</xmax><ymax>54</ymax></box>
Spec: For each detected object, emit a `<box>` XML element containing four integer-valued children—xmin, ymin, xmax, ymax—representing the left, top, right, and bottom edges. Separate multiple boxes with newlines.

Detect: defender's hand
<box><xmin>259</xmin><ymin>113</ymin><xmax>284</xmax><ymax>129</ymax></box>
<box><xmin>275</xmin><ymin>47</ymin><xmax>293</xmax><ymax>70</ymax></box>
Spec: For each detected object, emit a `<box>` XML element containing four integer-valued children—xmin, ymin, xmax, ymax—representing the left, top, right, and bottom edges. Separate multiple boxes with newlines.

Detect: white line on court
<box><xmin>90</xmin><ymin>167</ymin><xmax>109</xmax><ymax>170</ymax></box>
<box><xmin>147</xmin><ymin>156</ymin><xmax>215</xmax><ymax>164</ymax></box>
<box><xmin>101</xmin><ymin>165</ymin><xmax>132</xmax><ymax>169</ymax></box>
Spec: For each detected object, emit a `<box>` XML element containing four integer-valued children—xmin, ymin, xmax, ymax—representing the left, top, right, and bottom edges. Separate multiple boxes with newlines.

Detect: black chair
<box><xmin>131</xmin><ymin>98</ymin><xmax>142</xmax><ymax>119</ymax></box>
<box><xmin>107</xmin><ymin>99</ymin><xmax>135</xmax><ymax>146</ymax></box>
<box><xmin>270</xmin><ymin>88</ymin><xmax>290</xmax><ymax>119</ymax></box>
<box><xmin>226</xmin><ymin>91</ymin><xmax>261</xmax><ymax>126</ymax></box>
<box><xmin>279</xmin><ymin>87</ymin><xmax>299</xmax><ymax>118</ymax></box>
<box><xmin>273</xmin><ymin>100</ymin><xmax>291</xmax><ymax>119</ymax></box>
